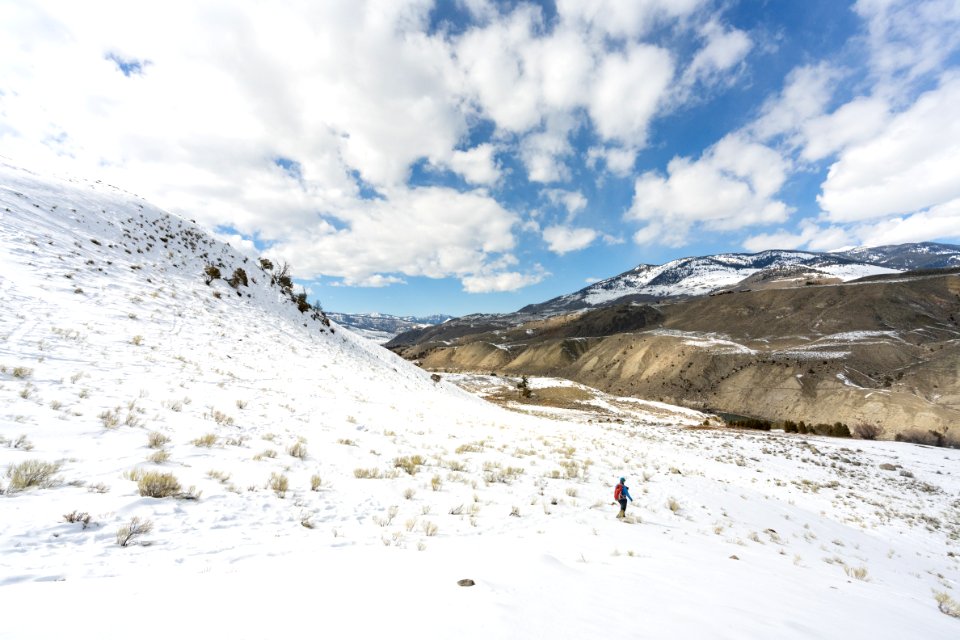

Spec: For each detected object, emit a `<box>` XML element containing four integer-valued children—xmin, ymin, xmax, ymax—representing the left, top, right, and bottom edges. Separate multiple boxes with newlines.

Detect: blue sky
<box><xmin>2</xmin><ymin>1</ymin><xmax>960</xmax><ymax>316</ymax></box>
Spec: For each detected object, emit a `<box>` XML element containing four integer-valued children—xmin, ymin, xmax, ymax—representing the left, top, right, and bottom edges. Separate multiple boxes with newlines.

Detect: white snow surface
<box><xmin>1</xmin><ymin>163</ymin><xmax>959</xmax><ymax>639</ymax></box>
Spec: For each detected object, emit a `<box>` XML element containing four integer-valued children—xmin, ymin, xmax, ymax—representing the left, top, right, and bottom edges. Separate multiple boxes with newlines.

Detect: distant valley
<box><xmin>388</xmin><ymin>245</ymin><xmax>960</xmax><ymax>436</ymax></box>
<box><xmin>326</xmin><ymin>312</ymin><xmax>453</xmax><ymax>342</ymax></box>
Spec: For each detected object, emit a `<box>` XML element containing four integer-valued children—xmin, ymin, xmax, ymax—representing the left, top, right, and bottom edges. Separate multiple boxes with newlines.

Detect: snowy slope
<box><xmin>841</xmin><ymin>241</ymin><xmax>960</xmax><ymax>270</ymax></box>
<box><xmin>2</xmin><ymin>163</ymin><xmax>959</xmax><ymax>639</ymax></box>
<box><xmin>526</xmin><ymin>250</ymin><xmax>900</xmax><ymax>314</ymax></box>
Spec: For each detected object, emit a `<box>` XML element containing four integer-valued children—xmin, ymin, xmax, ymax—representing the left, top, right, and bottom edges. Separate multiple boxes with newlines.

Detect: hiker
<box><xmin>614</xmin><ymin>477</ymin><xmax>633</xmax><ymax>519</ymax></box>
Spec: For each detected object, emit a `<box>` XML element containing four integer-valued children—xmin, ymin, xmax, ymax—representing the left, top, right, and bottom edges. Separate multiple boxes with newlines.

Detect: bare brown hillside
<box><xmin>389</xmin><ymin>272</ymin><xmax>960</xmax><ymax>436</ymax></box>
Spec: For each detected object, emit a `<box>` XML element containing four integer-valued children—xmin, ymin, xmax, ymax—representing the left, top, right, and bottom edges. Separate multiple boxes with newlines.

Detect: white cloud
<box><xmin>681</xmin><ymin>21</ymin><xmax>752</xmax><ymax>88</ymax></box>
<box><xmin>852</xmin><ymin>197</ymin><xmax>960</xmax><ymax>246</ymax></box>
<box><xmin>742</xmin><ymin>221</ymin><xmax>853</xmax><ymax>253</ymax></box>
<box><xmin>0</xmin><ymin>0</ymin><xmax>796</xmax><ymax>295</ymax></box>
<box><xmin>587</xmin><ymin>146</ymin><xmax>637</xmax><ymax>177</ymax></box>
<box><xmin>542</xmin><ymin>188</ymin><xmax>587</xmax><ymax>217</ymax></box>
<box><xmin>342</xmin><ymin>274</ymin><xmax>407</xmax><ymax>288</ymax></box>
<box><xmin>454</xmin><ymin>6</ymin><xmax>545</xmax><ymax>134</ymax></box>
<box><xmin>818</xmin><ymin>74</ymin><xmax>960</xmax><ymax>221</ymax></box>
<box><xmin>750</xmin><ymin>63</ymin><xmax>843</xmax><ymax>144</ymax></box>
<box><xmin>448</xmin><ymin>144</ymin><xmax>501</xmax><ymax>185</ymax></box>
<box><xmin>588</xmin><ymin>43</ymin><xmax>674</xmax><ymax>146</ymax></box>
<box><xmin>855</xmin><ymin>0</ymin><xmax>960</xmax><ymax>87</ymax></box>
<box><xmin>627</xmin><ymin>134</ymin><xmax>792</xmax><ymax>245</ymax></box>
<box><xmin>519</xmin><ymin>116</ymin><xmax>575</xmax><ymax>183</ymax></box>
<box><xmin>265</xmin><ymin>185</ymin><xmax>519</xmax><ymax>289</ymax></box>
<box><xmin>461</xmin><ymin>268</ymin><xmax>547</xmax><ymax>293</ymax></box>
<box><xmin>800</xmin><ymin>96</ymin><xmax>890</xmax><ymax>162</ymax></box>
<box><xmin>557</xmin><ymin>0</ymin><xmax>707</xmax><ymax>40</ymax></box>
<box><xmin>542</xmin><ymin>225</ymin><xmax>598</xmax><ymax>254</ymax></box>
<box><xmin>214</xmin><ymin>232</ymin><xmax>260</xmax><ymax>259</ymax></box>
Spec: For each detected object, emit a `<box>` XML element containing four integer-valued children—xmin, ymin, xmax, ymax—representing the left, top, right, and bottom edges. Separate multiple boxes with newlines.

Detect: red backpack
<box><xmin>614</xmin><ymin>483</ymin><xmax>623</xmax><ymax>500</ymax></box>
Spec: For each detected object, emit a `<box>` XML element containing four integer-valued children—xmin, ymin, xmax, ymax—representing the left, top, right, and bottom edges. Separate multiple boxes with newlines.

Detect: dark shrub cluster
<box><xmin>228</xmin><ymin>267</ymin><xmax>248</xmax><ymax>288</ymax></box>
<box><xmin>781</xmin><ymin>421</ymin><xmax>851</xmax><ymax>437</ymax></box>
<box><xmin>294</xmin><ymin>292</ymin><xmax>311</xmax><ymax>313</ymax></box>
<box><xmin>853</xmin><ymin>422</ymin><xmax>884</xmax><ymax>440</ymax></box>
<box><xmin>267</xmin><ymin>262</ymin><xmax>294</xmax><ymax>293</ymax></box>
<box><xmin>256</xmin><ymin>257</ymin><xmax>330</xmax><ymax>325</ymax></box>
<box><xmin>203</xmin><ymin>264</ymin><xmax>221</xmax><ymax>285</ymax></box>
<box><xmin>728</xmin><ymin>418</ymin><xmax>772</xmax><ymax>431</ymax></box>
<box><xmin>895</xmin><ymin>428</ymin><xmax>959</xmax><ymax>449</ymax></box>
<box><xmin>516</xmin><ymin>375</ymin><xmax>532</xmax><ymax>398</ymax></box>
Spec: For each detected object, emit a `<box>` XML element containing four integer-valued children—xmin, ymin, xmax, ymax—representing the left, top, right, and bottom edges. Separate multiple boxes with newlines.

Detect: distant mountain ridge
<box><xmin>327</xmin><ymin>311</ymin><xmax>453</xmax><ymax>342</ymax></box>
<box><xmin>519</xmin><ymin>243</ymin><xmax>960</xmax><ymax>316</ymax></box>
<box><xmin>840</xmin><ymin>241</ymin><xmax>960</xmax><ymax>270</ymax></box>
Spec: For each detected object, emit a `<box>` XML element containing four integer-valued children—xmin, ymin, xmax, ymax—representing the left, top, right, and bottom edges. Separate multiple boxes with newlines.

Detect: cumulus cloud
<box><xmin>750</xmin><ymin>63</ymin><xmax>844</xmax><ymax>144</ymax></box>
<box><xmin>742</xmin><ymin>221</ymin><xmax>853</xmax><ymax>253</ymax></box>
<box><xmin>588</xmin><ymin>44</ymin><xmax>674</xmax><ymax>146</ymax></box>
<box><xmin>447</xmin><ymin>144</ymin><xmax>501</xmax><ymax>186</ymax></box>
<box><xmin>461</xmin><ymin>268</ymin><xmax>547</xmax><ymax>293</ymax></box>
<box><xmin>542</xmin><ymin>188</ymin><xmax>587</xmax><ymax>217</ymax></box>
<box><xmin>818</xmin><ymin>74</ymin><xmax>960</xmax><ymax>221</ymax></box>
<box><xmin>587</xmin><ymin>146</ymin><xmax>637</xmax><ymax>177</ymax></box>
<box><xmin>0</xmin><ymin>0</ymin><xmax>839</xmax><ymax>295</ymax></box>
<box><xmin>680</xmin><ymin>21</ymin><xmax>752</xmax><ymax>89</ymax></box>
<box><xmin>855</xmin><ymin>0</ymin><xmax>960</xmax><ymax>87</ymax></box>
<box><xmin>519</xmin><ymin>116</ymin><xmax>576</xmax><ymax>183</ymax></box>
<box><xmin>852</xmin><ymin>197</ymin><xmax>960</xmax><ymax>246</ymax></box>
<box><xmin>800</xmin><ymin>96</ymin><xmax>890</xmax><ymax>162</ymax></box>
<box><xmin>627</xmin><ymin>134</ymin><xmax>792</xmax><ymax>245</ymax></box>
<box><xmin>542</xmin><ymin>225</ymin><xmax>598</xmax><ymax>254</ymax></box>
<box><xmin>557</xmin><ymin>0</ymin><xmax>707</xmax><ymax>40</ymax></box>
<box><xmin>265</xmin><ymin>186</ymin><xmax>519</xmax><ymax>285</ymax></box>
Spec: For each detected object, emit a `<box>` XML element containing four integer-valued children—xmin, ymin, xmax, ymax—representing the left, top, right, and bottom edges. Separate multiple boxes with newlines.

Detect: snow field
<box><xmin>1</xmin><ymin>164</ymin><xmax>959</xmax><ymax>638</ymax></box>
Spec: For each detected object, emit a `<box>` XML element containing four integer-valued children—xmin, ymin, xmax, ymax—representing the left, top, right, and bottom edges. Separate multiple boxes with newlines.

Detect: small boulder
<box><xmin>457</xmin><ymin>579</ymin><xmax>475</xmax><ymax>587</ymax></box>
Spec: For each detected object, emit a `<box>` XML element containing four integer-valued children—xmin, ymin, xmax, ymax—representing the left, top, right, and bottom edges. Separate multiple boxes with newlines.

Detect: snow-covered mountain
<box><xmin>2</xmin><ymin>163</ymin><xmax>959</xmax><ymax>639</ymax></box>
<box><xmin>519</xmin><ymin>247</ymin><xmax>948</xmax><ymax>316</ymax></box>
<box><xmin>839</xmin><ymin>241</ymin><xmax>960</xmax><ymax>270</ymax></box>
<box><xmin>327</xmin><ymin>311</ymin><xmax>454</xmax><ymax>343</ymax></box>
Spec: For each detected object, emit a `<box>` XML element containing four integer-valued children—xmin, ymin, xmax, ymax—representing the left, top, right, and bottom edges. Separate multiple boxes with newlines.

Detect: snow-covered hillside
<box><xmin>531</xmin><ymin>251</ymin><xmax>900</xmax><ymax>313</ymax></box>
<box><xmin>2</xmin><ymin>163</ymin><xmax>959</xmax><ymax>639</ymax></box>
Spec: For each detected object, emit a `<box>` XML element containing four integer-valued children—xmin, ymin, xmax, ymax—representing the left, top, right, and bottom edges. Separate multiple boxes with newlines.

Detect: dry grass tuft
<box><xmin>288</xmin><ymin>441</ymin><xmax>308</xmax><ymax>460</ymax></box>
<box><xmin>147</xmin><ymin>432</ymin><xmax>170</xmax><ymax>449</ymax></box>
<box><xmin>116</xmin><ymin>516</ymin><xmax>152</xmax><ymax>547</ymax></box>
<box><xmin>935</xmin><ymin>591</ymin><xmax>960</xmax><ymax>618</ymax></box>
<box><xmin>192</xmin><ymin>433</ymin><xmax>218</xmax><ymax>447</ymax></box>
<box><xmin>134</xmin><ymin>470</ymin><xmax>181</xmax><ymax>498</ymax></box>
<box><xmin>6</xmin><ymin>460</ymin><xmax>62</xmax><ymax>492</ymax></box>
<box><xmin>394</xmin><ymin>454</ymin><xmax>426</xmax><ymax>476</ymax></box>
<box><xmin>269</xmin><ymin>472</ymin><xmax>289</xmax><ymax>498</ymax></box>
<box><xmin>148</xmin><ymin>449</ymin><xmax>171</xmax><ymax>464</ymax></box>
<box><xmin>63</xmin><ymin>510</ymin><xmax>92</xmax><ymax>528</ymax></box>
